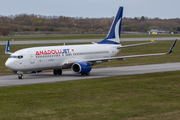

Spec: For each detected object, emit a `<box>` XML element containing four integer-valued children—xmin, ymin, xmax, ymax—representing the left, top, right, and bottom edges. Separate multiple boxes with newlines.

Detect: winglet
<box><xmin>5</xmin><ymin>40</ymin><xmax>12</xmax><ymax>54</ymax></box>
<box><xmin>167</xmin><ymin>39</ymin><xmax>177</xmax><ymax>54</ymax></box>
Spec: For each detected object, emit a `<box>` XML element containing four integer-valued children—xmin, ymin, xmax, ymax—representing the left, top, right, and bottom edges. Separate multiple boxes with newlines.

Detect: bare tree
<box><xmin>1</xmin><ymin>28</ymin><xmax>10</xmax><ymax>36</ymax></box>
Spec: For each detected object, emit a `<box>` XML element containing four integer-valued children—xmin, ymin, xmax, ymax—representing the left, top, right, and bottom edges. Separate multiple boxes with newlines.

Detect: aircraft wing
<box><xmin>81</xmin><ymin>39</ymin><xmax>177</xmax><ymax>63</ymax></box>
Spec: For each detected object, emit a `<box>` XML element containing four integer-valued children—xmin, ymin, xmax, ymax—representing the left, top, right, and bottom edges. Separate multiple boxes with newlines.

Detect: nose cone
<box><xmin>5</xmin><ymin>59</ymin><xmax>14</xmax><ymax>70</ymax></box>
<box><xmin>5</xmin><ymin>59</ymin><xmax>10</xmax><ymax>68</ymax></box>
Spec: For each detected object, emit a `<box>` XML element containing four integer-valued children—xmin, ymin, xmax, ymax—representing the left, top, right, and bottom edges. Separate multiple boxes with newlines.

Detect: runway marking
<box><xmin>0</xmin><ymin>80</ymin><xmax>15</xmax><ymax>82</ymax></box>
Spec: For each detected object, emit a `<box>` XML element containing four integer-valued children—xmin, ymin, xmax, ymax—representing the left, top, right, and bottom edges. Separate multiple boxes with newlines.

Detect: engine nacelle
<box><xmin>71</xmin><ymin>62</ymin><xmax>92</xmax><ymax>74</ymax></box>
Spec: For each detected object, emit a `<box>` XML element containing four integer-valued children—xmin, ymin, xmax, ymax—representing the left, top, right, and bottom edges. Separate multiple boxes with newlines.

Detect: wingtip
<box><xmin>167</xmin><ymin>39</ymin><xmax>177</xmax><ymax>54</ymax></box>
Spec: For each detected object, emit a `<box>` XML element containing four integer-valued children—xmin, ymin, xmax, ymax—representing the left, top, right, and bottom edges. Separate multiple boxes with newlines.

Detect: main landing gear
<box><xmin>53</xmin><ymin>69</ymin><xmax>62</xmax><ymax>75</ymax></box>
<box><xmin>81</xmin><ymin>72</ymin><xmax>90</xmax><ymax>76</ymax></box>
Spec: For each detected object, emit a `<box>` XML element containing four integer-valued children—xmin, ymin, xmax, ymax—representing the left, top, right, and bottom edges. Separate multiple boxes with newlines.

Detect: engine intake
<box><xmin>71</xmin><ymin>62</ymin><xmax>92</xmax><ymax>74</ymax></box>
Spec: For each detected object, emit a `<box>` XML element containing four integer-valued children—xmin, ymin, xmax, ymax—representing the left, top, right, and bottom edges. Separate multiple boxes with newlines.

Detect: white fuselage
<box><xmin>5</xmin><ymin>44</ymin><xmax>121</xmax><ymax>72</ymax></box>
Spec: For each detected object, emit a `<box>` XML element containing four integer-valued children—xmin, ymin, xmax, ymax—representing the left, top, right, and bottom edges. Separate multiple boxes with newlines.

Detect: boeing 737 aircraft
<box><xmin>5</xmin><ymin>7</ymin><xmax>177</xmax><ymax>79</ymax></box>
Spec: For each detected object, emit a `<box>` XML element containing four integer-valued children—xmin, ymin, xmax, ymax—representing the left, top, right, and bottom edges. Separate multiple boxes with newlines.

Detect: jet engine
<box><xmin>71</xmin><ymin>62</ymin><xmax>92</xmax><ymax>75</ymax></box>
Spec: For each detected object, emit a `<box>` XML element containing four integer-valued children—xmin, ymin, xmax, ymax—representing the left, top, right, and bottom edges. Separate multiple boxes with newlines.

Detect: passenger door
<box><xmin>28</xmin><ymin>51</ymin><xmax>35</xmax><ymax>64</ymax></box>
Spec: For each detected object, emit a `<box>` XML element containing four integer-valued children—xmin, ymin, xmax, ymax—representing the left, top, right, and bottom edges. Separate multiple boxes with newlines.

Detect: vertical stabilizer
<box><xmin>5</xmin><ymin>40</ymin><xmax>12</xmax><ymax>54</ymax></box>
<box><xmin>98</xmin><ymin>7</ymin><xmax>123</xmax><ymax>44</ymax></box>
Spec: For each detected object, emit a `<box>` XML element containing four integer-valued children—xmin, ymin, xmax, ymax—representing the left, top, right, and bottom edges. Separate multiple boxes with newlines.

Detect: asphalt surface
<box><xmin>0</xmin><ymin>37</ymin><xmax>179</xmax><ymax>45</ymax></box>
<box><xmin>0</xmin><ymin>62</ymin><xmax>180</xmax><ymax>87</ymax></box>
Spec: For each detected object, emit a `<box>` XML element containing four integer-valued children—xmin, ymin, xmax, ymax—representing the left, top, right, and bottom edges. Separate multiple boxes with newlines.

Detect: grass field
<box><xmin>0</xmin><ymin>35</ymin><xmax>180</xmax><ymax>119</ymax></box>
<box><xmin>0</xmin><ymin>71</ymin><xmax>180</xmax><ymax>119</ymax></box>
<box><xmin>0</xmin><ymin>34</ymin><xmax>180</xmax><ymax>41</ymax></box>
<box><xmin>1</xmin><ymin>40</ymin><xmax>180</xmax><ymax>75</ymax></box>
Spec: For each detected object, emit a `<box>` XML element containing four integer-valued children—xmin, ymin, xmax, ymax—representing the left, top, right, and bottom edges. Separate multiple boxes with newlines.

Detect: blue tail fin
<box><xmin>98</xmin><ymin>7</ymin><xmax>123</xmax><ymax>44</ymax></box>
<box><xmin>5</xmin><ymin>40</ymin><xmax>12</xmax><ymax>54</ymax></box>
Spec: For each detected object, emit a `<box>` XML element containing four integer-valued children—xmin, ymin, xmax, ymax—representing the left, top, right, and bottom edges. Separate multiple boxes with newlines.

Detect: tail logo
<box><xmin>107</xmin><ymin>18</ymin><xmax>121</xmax><ymax>43</ymax></box>
<box><xmin>98</xmin><ymin>7</ymin><xmax>123</xmax><ymax>44</ymax></box>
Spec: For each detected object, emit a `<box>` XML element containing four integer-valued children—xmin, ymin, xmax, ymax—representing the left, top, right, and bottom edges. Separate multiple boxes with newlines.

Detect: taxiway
<box><xmin>0</xmin><ymin>37</ymin><xmax>179</xmax><ymax>45</ymax></box>
<box><xmin>0</xmin><ymin>62</ymin><xmax>179</xmax><ymax>87</ymax></box>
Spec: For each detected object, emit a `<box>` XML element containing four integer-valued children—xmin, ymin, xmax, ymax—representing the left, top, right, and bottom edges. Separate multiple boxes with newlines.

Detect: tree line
<box><xmin>1</xmin><ymin>14</ymin><xmax>180</xmax><ymax>35</ymax></box>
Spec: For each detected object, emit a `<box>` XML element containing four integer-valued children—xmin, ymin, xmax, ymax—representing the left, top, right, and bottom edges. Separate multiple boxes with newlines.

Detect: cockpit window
<box><xmin>18</xmin><ymin>55</ymin><xmax>23</xmax><ymax>59</ymax></box>
<box><xmin>9</xmin><ymin>55</ymin><xmax>23</xmax><ymax>59</ymax></box>
<box><xmin>9</xmin><ymin>56</ymin><xmax>17</xmax><ymax>58</ymax></box>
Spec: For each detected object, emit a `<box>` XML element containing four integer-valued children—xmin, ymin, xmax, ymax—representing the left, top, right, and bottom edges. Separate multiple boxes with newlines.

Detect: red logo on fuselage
<box><xmin>36</xmin><ymin>49</ymin><xmax>62</xmax><ymax>55</ymax></box>
<box><xmin>35</xmin><ymin>49</ymin><xmax>70</xmax><ymax>55</ymax></box>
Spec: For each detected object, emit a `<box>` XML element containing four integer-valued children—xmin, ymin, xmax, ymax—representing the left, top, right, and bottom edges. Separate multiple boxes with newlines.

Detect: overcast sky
<box><xmin>0</xmin><ymin>0</ymin><xmax>179</xmax><ymax>19</ymax></box>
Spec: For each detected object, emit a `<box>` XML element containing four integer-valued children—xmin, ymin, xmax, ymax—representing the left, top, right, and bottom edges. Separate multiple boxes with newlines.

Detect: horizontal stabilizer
<box><xmin>120</xmin><ymin>41</ymin><xmax>156</xmax><ymax>48</ymax></box>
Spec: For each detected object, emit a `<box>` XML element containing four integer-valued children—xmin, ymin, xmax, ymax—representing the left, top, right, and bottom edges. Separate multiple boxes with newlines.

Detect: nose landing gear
<box><xmin>17</xmin><ymin>71</ymin><xmax>24</xmax><ymax>79</ymax></box>
<box><xmin>18</xmin><ymin>74</ymin><xmax>24</xmax><ymax>79</ymax></box>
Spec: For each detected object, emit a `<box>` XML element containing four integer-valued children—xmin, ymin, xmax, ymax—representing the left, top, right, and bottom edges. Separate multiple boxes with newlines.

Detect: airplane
<box><xmin>5</xmin><ymin>7</ymin><xmax>177</xmax><ymax>79</ymax></box>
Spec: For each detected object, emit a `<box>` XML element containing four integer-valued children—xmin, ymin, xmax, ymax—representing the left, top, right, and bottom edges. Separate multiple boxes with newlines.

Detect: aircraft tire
<box><xmin>81</xmin><ymin>72</ymin><xmax>90</xmax><ymax>76</ymax></box>
<box><xmin>57</xmin><ymin>69</ymin><xmax>62</xmax><ymax>75</ymax></box>
<box><xmin>53</xmin><ymin>70</ymin><xmax>57</xmax><ymax>75</ymax></box>
<box><xmin>18</xmin><ymin>74</ymin><xmax>23</xmax><ymax>79</ymax></box>
<box><xmin>86</xmin><ymin>72</ymin><xmax>90</xmax><ymax>76</ymax></box>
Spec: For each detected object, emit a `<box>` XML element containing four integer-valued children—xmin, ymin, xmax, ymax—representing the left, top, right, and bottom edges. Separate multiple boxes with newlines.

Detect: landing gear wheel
<box><xmin>81</xmin><ymin>72</ymin><xmax>90</xmax><ymax>76</ymax></box>
<box><xmin>53</xmin><ymin>70</ymin><xmax>57</xmax><ymax>75</ymax></box>
<box><xmin>57</xmin><ymin>69</ymin><xmax>62</xmax><ymax>75</ymax></box>
<box><xmin>53</xmin><ymin>69</ymin><xmax>62</xmax><ymax>75</ymax></box>
<box><xmin>18</xmin><ymin>74</ymin><xmax>24</xmax><ymax>79</ymax></box>
<box><xmin>86</xmin><ymin>72</ymin><xmax>90</xmax><ymax>76</ymax></box>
